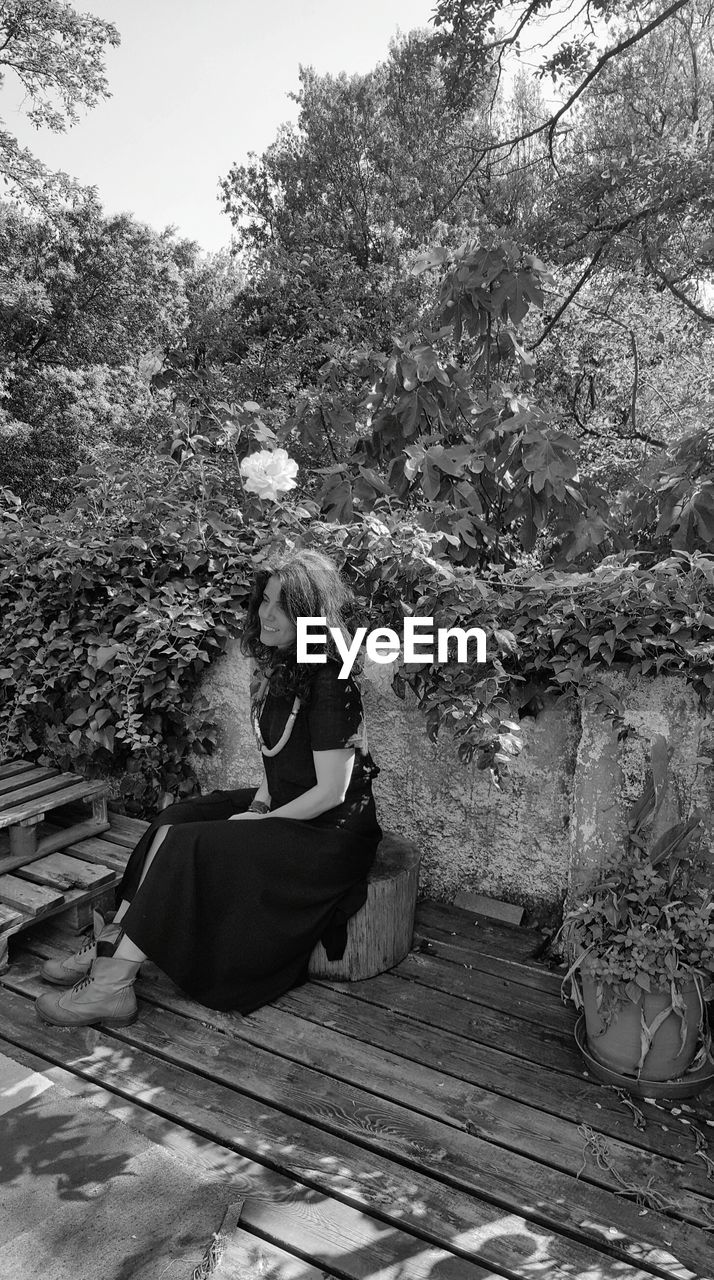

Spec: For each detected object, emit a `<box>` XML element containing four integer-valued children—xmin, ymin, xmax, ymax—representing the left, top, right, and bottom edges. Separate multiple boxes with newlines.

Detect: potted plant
<box><xmin>560</xmin><ymin>735</ymin><xmax>713</xmax><ymax>1087</ymax></box>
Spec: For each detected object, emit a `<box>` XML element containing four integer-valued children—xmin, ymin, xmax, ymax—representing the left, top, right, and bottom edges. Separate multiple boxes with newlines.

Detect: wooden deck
<box><xmin>1</xmin><ymin>813</ymin><xmax>713</xmax><ymax>1279</ymax></box>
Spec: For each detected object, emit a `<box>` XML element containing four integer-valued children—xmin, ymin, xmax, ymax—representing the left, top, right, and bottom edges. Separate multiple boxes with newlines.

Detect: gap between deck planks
<box><xmin>5</xmin><ymin>926</ymin><xmax>714</xmax><ymax>1280</ymax></box>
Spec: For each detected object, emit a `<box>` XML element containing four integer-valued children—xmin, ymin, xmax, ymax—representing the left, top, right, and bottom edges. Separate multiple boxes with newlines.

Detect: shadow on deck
<box><xmin>0</xmin><ymin>812</ymin><xmax>713</xmax><ymax>1280</ymax></box>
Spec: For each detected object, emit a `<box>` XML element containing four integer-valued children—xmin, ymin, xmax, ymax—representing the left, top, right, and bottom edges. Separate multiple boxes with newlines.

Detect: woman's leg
<box><xmin>118</xmin><ymin>787</ymin><xmax>255</xmax><ymax>904</ymax></box>
<box><xmin>37</xmin><ymin>792</ymin><xmax>255</xmax><ymax>1020</ymax></box>
<box><xmin>111</xmin><ymin>932</ymin><xmax>147</xmax><ymax>963</ymax></box>
<box><xmin>41</xmin><ymin>823</ymin><xmax>172</xmax><ymax>986</ymax></box>
<box><xmin>36</xmin><ymin>830</ymin><xmax>161</xmax><ymax>1021</ymax></box>
<box><xmin>113</xmin><ymin>825</ymin><xmax>172</xmax><ymax>924</ymax></box>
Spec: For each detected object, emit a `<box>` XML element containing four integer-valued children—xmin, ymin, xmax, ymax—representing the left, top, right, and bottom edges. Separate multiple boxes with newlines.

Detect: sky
<box><xmin>6</xmin><ymin>0</ymin><xmax>438</xmax><ymax>253</ymax></box>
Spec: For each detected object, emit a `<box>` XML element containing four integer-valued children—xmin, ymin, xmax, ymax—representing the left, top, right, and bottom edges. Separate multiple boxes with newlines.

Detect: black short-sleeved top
<box><xmin>257</xmin><ymin>660</ymin><xmax>380</xmax><ymax>836</ymax></box>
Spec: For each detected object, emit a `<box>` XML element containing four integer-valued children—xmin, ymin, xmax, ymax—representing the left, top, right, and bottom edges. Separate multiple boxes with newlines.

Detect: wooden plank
<box><xmin>45</xmin><ymin>941</ymin><xmax>713</xmax><ymax>1212</ymax></box>
<box><xmin>0</xmin><ymin>1030</ymin><xmax>486</xmax><ymax>1280</ymax></box>
<box><xmin>0</xmin><ymin>982</ymin><xmax>492</xmax><ymax>1280</ymax></box>
<box><xmin>0</xmin><ymin>759</ymin><xmax>35</xmax><ymax>780</ymax></box>
<box><xmin>394</xmin><ymin>951</ymin><xmax>574</xmax><ymax>1033</ymax></box>
<box><xmin>97</xmin><ymin>810</ymin><xmax>148</xmax><ymax>841</ymax></box>
<box><xmin>0</xmin><ymin>971</ymin><xmax>678</xmax><ymax>1280</ymax></box>
<box><xmin>100</xmin><ymin>826</ymin><xmax>139</xmax><ymax>849</ymax></box>
<box><xmin>220</xmin><ymin>1225</ymin><xmax>340</xmax><ymax>1280</ymax></box>
<box><xmin>37</xmin><ymin>827</ymin><xmax>130</xmax><ymax>872</ymax></box>
<box><xmin>412</xmin><ymin>919</ymin><xmax>565</xmax><ymax>995</ymax></box>
<box><xmin>454</xmin><ymin>891</ymin><xmax>524</xmax><ymax>925</ymax></box>
<box><xmin>0</xmin><ymin>819</ymin><xmax>111</xmax><ymax>876</ymax></box>
<box><xmin>36</xmin><ymin>819</ymin><xmax>111</xmax><ymax>858</ymax></box>
<box><xmin>0</xmin><ymin>902</ymin><xmax>23</xmax><ymax>934</ymax></box>
<box><xmin>0</xmin><ymin>767</ymin><xmax>59</xmax><ymax>799</ymax></box>
<box><xmin>16</xmin><ymin>852</ymin><xmax>115</xmax><ymax>892</ymax></box>
<box><xmin>29</xmin><ymin>913</ymin><xmax>713</xmax><ymax>1175</ymax></box>
<box><xmin>0</xmin><ymin>875</ymin><xmax>64</xmax><ymax>916</ymax></box>
<box><xmin>0</xmin><ymin>877</ymin><xmax>118</xmax><ymax>949</ymax></box>
<box><xmin>112</xmin><ymin>986</ymin><xmax>714</xmax><ymax>1269</ymax></box>
<box><xmin>315</xmin><ymin>968</ymin><xmax>577</xmax><ymax>1073</ymax></box>
<box><xmin>190</xmin><ymin>1203</ymin><xmax>336</xmax><ymax>1280</ymax></box>
<box><xmin>52</xmin><ymin>806</ymin><xmax>141</xmax><ymax>849</ymax></box>
<box><xmin>0</xmin><ymin>772</ymin><xmax>83</xmax><ymax>814</ymax></box>
<box><xmin>415</xmin><ymin>900</ymin><xmax>544</xmax><ymax>963</ymax></box>
<box><xmin>275</xmin><ymin>983</ymin><xmax>714</xmax><ymax>1163</ymax></box>
<box><xmin>13</xmin><ymin>907</ymin><xmax>714</xmax><ymax>1194</ymax></box>
<box><xmin>0</xmin><ymin>779</ymin><xmax>107</xmax><ymax>827</ymax></box>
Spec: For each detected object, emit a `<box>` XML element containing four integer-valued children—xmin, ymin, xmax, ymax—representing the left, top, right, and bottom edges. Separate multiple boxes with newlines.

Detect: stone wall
<box><xmin>190</xmin><ymin>643</ymin><xmax>713</xmax><ymax>926</ymax></box>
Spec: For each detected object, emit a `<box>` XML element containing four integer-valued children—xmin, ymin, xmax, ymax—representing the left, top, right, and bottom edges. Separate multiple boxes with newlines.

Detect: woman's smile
<box><xmin>259</xmin><ymin>575</ymin><xmax>297</xmax><ymax>649</ymax></box>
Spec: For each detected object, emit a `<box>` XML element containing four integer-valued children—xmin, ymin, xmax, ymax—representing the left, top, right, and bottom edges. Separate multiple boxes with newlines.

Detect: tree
<box><xmin>431</xmin><ymin>1</ymin><xmax>714</xmax><ymax>324</ymax></box>
<box><xmin>0</xmin><ymin>196</ymin><xmax>192</xmax><ymax>369</ymax></box>
<box><xmin>220</xmin><ymin>30</ymin><xmax>496</xmax><ymax>267</ymax></box>
<box><xmin>431</xmin><ymin>0</ymin><xmax>692</xmax><ymax>154</ymax></box>
<box><xmin>0</xmin><ymin>0</ymin><xmax>120</xmax><ymax>210</ymax></box>
<box><xmin>505</xmin><ymin>2</ymin><xmax>714</xmax><ymax>522</ymax></box>
<box><xmin>0</xmin><ymin>196</ymin><xmax>195</xmax><ymax>504</ymax></box>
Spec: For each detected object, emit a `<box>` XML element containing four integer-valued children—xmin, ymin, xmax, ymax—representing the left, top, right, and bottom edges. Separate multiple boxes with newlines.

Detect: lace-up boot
<box><xmin>35</xmin><ymin>955</ymin><xmax>140</xmax><ymax>1027</ymax></box>
<box><xmin>40</xmin><ymin>911</ymin><xmax>123</xmax><ymax>986</ymax></box>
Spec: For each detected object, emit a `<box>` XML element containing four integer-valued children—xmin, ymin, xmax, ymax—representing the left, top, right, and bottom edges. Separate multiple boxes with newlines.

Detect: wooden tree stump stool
<box><xmin>308</xmin><ymin>832</ymin><xmax>421</xmax><ymax>981</ymax></box>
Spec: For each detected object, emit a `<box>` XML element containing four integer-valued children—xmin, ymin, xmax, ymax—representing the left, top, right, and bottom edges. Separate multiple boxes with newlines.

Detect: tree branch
<box><xmin>629</xmin><ymin>330</ymin><xmax>639</xmax><ymax>438</ymax></box>
<box><xmin>640</xmin><ymin>377</ymin><xmax>688</xmax><ymax>435</ymax></box>
<box><xmin>546</xmin><ymin>0</ymin><xmax>689</xmax><ymax>155</ymax></box>
<box><xmin>642</xmin><ymin>237</ymin><xmax>714</xmax><ymax>323</ymax></box>
<box><xmin>434</xmin><ymin>0</ymin><xmax>689</xmax><ymax>220</ymax></box>
<box><xmin>530</xmin><ymin>240</ymin><xmax>609</xmax><ymax>349</ymax></box>
<box><xmin>559</xmin><ymin>182</ymin><xmax>710</xmax><ymax>253</ymax></box>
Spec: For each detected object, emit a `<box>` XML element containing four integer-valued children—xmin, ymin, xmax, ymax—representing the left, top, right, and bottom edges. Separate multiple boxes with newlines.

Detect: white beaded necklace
<box><xmin>251</xmin><ymin>675</ymin><xmax>301</xmax><ymax>757</ymax></box>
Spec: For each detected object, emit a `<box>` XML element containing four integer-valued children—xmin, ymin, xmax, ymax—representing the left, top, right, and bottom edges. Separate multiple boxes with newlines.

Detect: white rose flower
<box><xmin>240</xmin><ymin>449</ymin><xmax>298</xmax><ymax>501</ymax></box>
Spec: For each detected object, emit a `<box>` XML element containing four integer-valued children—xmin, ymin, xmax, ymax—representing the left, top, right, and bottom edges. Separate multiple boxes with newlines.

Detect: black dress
<box><xmin>117</xmin><ymin>661</ymin><xmax>382</xmax><ymax>1013</ymax></box>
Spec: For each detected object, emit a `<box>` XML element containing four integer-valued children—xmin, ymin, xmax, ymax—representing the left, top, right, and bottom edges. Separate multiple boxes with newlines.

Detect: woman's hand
<box><xmin>228</xmin><ymin>812</ymin><xmax>267</xmax><ymax>821</ymax></box>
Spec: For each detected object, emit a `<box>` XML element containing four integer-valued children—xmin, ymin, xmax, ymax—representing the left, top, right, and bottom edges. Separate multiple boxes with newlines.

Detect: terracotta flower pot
<box><xmin>581</xmin><ymin>973</ymin><xmax>702</xmax><ymax>1081</ymax></box>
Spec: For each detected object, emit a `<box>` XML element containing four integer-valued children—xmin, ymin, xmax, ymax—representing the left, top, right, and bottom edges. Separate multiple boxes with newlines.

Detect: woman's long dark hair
<box><xmin>240</xmin><ymin>549</ymin><xmax>355</xmax><ymax>698</ymax></box>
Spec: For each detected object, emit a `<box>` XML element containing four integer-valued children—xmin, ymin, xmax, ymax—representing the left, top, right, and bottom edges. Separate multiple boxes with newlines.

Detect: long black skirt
<box><xmin>116</xmin><ymin>788</ymin><xmax>379</xmax><ymax>1014</ymax></box>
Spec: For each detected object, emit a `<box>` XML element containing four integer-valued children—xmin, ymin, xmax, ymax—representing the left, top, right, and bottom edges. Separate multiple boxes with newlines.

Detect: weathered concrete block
<box><xmin>189</xmin><ymin>646</ymin><xmax>577</xmax><ymax>921</ymax></box>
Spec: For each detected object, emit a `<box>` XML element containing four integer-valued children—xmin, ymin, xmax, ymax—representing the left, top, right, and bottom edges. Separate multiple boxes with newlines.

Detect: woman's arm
<box><xmin>229</xmin><ymin>761</ymin><xmax>271</xmax><ymax>820</ymax></box>
<box><xmin>229</xmin><ymin>748</ymin><xmax>355</xmax><ymax>822</ymax></box>
<box><xmin>252</xmin><ymin>761</ymin><xmax>271</xmax><ymax>808</ymax></box>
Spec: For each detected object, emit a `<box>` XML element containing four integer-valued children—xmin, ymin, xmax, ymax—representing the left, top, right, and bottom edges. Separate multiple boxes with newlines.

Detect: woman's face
<box><xmin>258</xmin><ymin>575</ymin><xmax>297</xmax><ymax>650</ymax></box>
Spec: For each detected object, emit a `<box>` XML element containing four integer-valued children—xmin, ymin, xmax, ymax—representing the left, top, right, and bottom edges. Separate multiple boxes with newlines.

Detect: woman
<box><xmin>36</xmin><ymin>550</ymin><xmax>382</xmax><ymax>1026</ymax></box>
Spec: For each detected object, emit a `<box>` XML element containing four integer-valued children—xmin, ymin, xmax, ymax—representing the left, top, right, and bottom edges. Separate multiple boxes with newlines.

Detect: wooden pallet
<box><xmin>0</xmin><ymin>759</ymin><xmax>133</xmax><ymax>971</ymax></box>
